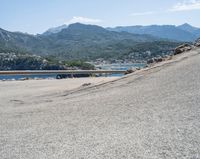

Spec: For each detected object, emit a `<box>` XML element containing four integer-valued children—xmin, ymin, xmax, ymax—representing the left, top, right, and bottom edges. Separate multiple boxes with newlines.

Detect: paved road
<box><xmin>1</xmin><ymin>48</ymin><xmax>200</xmax><ymax>159</ymax></box>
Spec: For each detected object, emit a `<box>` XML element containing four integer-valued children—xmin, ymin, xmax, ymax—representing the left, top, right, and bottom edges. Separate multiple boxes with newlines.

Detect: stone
<box><xmin>82</xmin><ymin>83</ymin><xmax>92</xmax><ymax>87</ymax></box>
<box><xmin>174</xmin><ymin>44</ymin><xmax>192</xmax><ymax>55</ymax></box>
<box><xmin>147</xmin><ymin>58</ymin><xmax>154</xmax><ymax>64</ymax></box>
<box><xmin>125</xmin><ymin>69</ymin><xmax>135</xmax><ymax>75</ymax></box>
<box><xmin>195</xmin><ymin>38</ymin><xmax>200</xmax><ymax>47</ymax></box>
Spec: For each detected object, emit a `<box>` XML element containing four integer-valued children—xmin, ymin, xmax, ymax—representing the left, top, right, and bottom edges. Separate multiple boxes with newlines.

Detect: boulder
<box><xmin>194</xmin><ymin>38</ymin><xmax>200</xmax><ymax>47</ymax></box>
<box><xmin>125</xmin><ymin>69</ymin><xmax>135</xmax><ymax>75</ymax></box>
<box><xmin>174</xmin><ymin>44</ymin><xmax>192</xmax><ymax>55</ymax></box>
<box><xmin>147</xmin><ymin>58</ymin><xmax>154</xmax><ymax>64</ymax></box>
<box><xmin>82</xmin><ymin>83</ymin><xmax>92</xmax><ymax>87</ymax></box>
<box><xmin>154</xmin><ymin>57</ymin><xmax>163</xmax><ymax>63</ymax></box>
<box><xmin>147</xmin><ymin>56</ymin><xmax>163</xmax><ymax>64</ymax></box>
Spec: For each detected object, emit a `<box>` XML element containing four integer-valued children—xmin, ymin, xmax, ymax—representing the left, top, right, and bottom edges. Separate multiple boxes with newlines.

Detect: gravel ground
<box><xmin>0</xmin><ymin>49</ymin><xmax>200</xmax><ymax>159</ymax></box>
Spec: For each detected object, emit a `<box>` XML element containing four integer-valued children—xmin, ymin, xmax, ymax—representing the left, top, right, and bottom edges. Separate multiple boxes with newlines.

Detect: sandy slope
<box><xmin>0</xmin><ymin>77</ymin><xmax>118</xmax><ymax>106</ymax></box>
<box><xmin>0</xmin><ymin>48</ymin><xmax>200</xmax><ymax>159</ymax></box>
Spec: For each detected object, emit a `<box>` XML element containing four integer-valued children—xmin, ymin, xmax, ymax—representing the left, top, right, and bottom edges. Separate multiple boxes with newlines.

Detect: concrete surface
<box><xmin>0</xmin><ymin>49</ymin><xmax>200</xmax><ymax>159</ymax></box>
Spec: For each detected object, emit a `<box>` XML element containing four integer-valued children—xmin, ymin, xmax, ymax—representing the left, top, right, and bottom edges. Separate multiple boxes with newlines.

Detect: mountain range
<box><xmin>45</xmin><ymin>23</ymin><xmax>200</xmax><ymax>42</ymax></box>
<box><xmin>107</xmin><ymin>23</ymin><xmax>200</xmax><ymax>42</ymax></box>
<box><xmin>0</xmin><ymin>23</ymin><xmax>191</xmax><ymax>63</ymax></box>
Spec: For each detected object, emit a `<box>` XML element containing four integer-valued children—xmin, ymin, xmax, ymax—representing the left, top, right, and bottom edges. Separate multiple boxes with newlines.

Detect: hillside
<box><xmin>0</xmin><ymin>44</ymin><xmax>94</xmax><ymax>70</ymax></box>
<box><xmin>0</xmin><ymin>53</ymin><xmax>65</xmax><ymax>70</ymax></box>
<box><xmin>0</xmin><ymin>23</ymin><xmax>181</xmax><ymax>61</ymax></box>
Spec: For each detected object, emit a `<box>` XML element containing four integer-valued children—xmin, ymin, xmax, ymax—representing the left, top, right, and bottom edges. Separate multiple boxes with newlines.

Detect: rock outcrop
<box><xmin>173</xmin><ymin>44</ymin><xmax>192</xmax><ymax>55</ymax></box>
<box><xmin>147</xmin><ymin>56</ymin><xmax>164</xmax><ymax>64</ymax></box>
<box><xmin>195</xmin><ymin>38</ymin><xmax>200</xmax><ymax>47</ymax></box>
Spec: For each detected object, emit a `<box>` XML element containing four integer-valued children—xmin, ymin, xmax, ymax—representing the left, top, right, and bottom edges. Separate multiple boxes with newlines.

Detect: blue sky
<box><xmin>1</xmin><ymin>0</ymin><xmax>200</xmax><ymax>34</ymax></box>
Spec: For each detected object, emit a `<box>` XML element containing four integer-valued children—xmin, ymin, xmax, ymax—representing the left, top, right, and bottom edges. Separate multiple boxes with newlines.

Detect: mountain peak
<box><xmin>180</xmin><ymin>23</ymin><xmax>192</xmax><ymax>27</ymax></box>
<box><xmin>178</xmin><ymin>23</ymin><xmax>199</xmax><ymax>33</ymax></box>
<box><xmin>68</xmin><ymin>23</ymin><xmax>103</xmax><ymax>29</ymax></box>
<box><xmin>68</xmin><ymin>22</ymin><xmax>88</xmax><ymax>29</ymax></box>
<box><xmin>43</xmin><ymin>24</ymin><xmax>68</xmax><ymax>35</ymax></box>
<box><xmin>66</xmin><ymin>23</ymin><xmax>107</xmax><ymax>33</ymax></box>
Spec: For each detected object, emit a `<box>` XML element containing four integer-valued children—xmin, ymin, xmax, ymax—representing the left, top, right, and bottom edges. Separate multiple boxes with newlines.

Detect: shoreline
<box><xmin>1</xmin><ymin>44</ymin><xmax>199</xmax><ymax>84</ymax></box>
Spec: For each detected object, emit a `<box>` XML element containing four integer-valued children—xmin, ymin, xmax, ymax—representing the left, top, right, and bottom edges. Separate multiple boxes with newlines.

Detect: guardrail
<box><xmin>0</xmin><ymin>70</ymin><xmax>127</xmax><ymax>75</ymax></box>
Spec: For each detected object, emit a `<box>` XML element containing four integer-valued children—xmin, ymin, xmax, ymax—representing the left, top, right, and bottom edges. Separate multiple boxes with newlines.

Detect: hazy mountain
<box><xmin>43</xmin><ymin>24</ymin><xmax>68</xmax><ymax>35</ymax></box>
<box><xmin>107</xmin><ymin>24</ymin><xmax>200</xmax><ymax>42</ymax></box>
<box><xmin>0</xmin><ymin>23</ymin><xmax>182</xmax><ymax>61</ymax></box>
<box><xmin>178</xmin><ymin>23</ymin><xmax>200</xmax><ymax>37</ymax></box>
<box><xmin>178</xmin><ymin>23</ymin><xmax>199</xmax><ymax>33</ymax></box>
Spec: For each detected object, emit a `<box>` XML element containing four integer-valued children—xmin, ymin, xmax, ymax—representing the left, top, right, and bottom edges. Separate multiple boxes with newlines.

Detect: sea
<box><xmin>0</xmin><ymin>63</ymin><xmax>145</xmax><ymax>81</ymax></box>
<box><xmin>96</xmin><ymin>63</ymin><xmax>145</xmax><ymax>77</ymax></box>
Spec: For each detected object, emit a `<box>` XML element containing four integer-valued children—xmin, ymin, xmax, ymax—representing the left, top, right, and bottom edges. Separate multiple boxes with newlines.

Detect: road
<box><xmin>0</xmin><ymin>48</ymin><xmax>200</xmax><ymax>159</ymax></box>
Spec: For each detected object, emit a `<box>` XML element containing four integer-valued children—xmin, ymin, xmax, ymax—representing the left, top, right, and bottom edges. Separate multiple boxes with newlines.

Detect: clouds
<box><xmin>130</xmin><ymin>0</ymin><xmax>200</xmax><ymax>17</ymax></box>
<box><xmin>170</xmin><ymin>0</ymin><xmax>200</xmax><ymax>12</ymax></box>
<box><xmin>65</xmin><ymin>16</ymin><xmax>102</xmax><ymax>25</ymax></box>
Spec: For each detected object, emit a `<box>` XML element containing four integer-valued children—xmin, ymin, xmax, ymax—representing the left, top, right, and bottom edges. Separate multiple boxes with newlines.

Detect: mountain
<box><xmin>0</xmin><ymin>23</ymin><xmax>159</xmax><ymax>58</ymax></box>
<box><xmin>40</xmin><ymin>23</ymin><xmax>163</xmax><ymax>59</ymax></box>
<box><xmin>0</xmin><ymin>27</ymin><xmax>46</xmax><ymax>53</ymax></box>
<box><xmin>178</xmin><ymin>23</ymin><xmax>200</xmax><ymax>38</ymax></box>
<box><xmin>178</xmin><ymin>23</ymin><xmax>199</xmax><ymax>33</ymax></box>
<box><xmin>0</xmin><ymin>23</ymin><xmax>182</xmax><ymax>62</ymax></box>
<box><xmin>43</xmin><ymin>24</ymin><xmax>68</xmax><ymax>35</ymax></box>
<box><xmin>107</xmin><ymin>24</ymin><xmax>200</xmax><ymax>42</ymax></box>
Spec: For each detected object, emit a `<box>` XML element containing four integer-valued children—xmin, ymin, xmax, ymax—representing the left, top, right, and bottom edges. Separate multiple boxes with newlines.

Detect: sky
<box><xmin>1</xmin><ymin>0</ymin><xmax>200</xmax><ymax>34</ymax></box>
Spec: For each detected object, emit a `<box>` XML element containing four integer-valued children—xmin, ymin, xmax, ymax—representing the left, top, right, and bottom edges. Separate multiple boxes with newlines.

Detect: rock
<box><xmin>125</xmin><ymin>69</ymin><xmax>135</xmax><ymax>75</ymax></box>
<box><xmin>154</xmin><ymin>57</ymin><xmax>163</xmax><ymax>63</ymax></box>
<box><xmin>194</xmin><ymin>38</ymin><xmax>200</xmax><ymax>47</ymax></box>
<box><xmin>82</xmin><ymin>83</ymin><xmax>92</xmax><ymax>87</ymax></box>
<box><xmin>147</xmin><ymin>58</ymin><xmax>154</xmax><ymax>64</ymax></box>
<box><xmin>174</xmin><ymin>44</ymin><xmax>192</xmax><ymax>55</ymax></box>
<box><xmin>147</xmin><ymin>56</ymin><xmax>163</xmax><ymax>64</ymax></box>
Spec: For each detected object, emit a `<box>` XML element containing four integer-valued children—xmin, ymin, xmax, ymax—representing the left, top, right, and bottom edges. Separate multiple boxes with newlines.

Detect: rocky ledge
<box><xmin>147</xmin><ymin>38</ymin><xmax>200</xmax><ymax>65</ymax></box>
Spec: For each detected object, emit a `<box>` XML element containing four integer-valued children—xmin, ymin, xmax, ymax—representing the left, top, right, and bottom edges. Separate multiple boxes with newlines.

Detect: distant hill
<box><xmin>107</xmin><ymin>24</ymin><xmax>200</xmax><ymax>42</ymax></box>
<box><xmin>0</xmin><ymin>23</ymin><xmax>182</xmax><ymax>62</ymax></box>
<box><xmin>0</xmin><ymin>52</ymin><xmax>65</xmax><ymax>70</ymax></box>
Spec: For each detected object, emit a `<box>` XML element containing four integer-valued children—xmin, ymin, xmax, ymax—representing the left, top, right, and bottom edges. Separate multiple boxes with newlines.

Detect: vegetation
<box><xmin>65</xmin><ymin>60</ymin><xmax>95</xmax><ymax>70</ymax></box>
<box><xmin>0</xmin><ymin>23</ymin><xmax>180</xmax><ymax>61</ymax></box>
<box><xmin>119</xmin><ymin>41</ymin><xmax>182</xmax><ymax>61</ymax></box>
<box><xmin>0</xmin><ymin>23</ymin><xmax>184</xmax><ymax>70</ymax></box>
<box><xmin>0</xmin><ymin>52</ymin><xmax>95</xmax><ymax>70</ymax></box>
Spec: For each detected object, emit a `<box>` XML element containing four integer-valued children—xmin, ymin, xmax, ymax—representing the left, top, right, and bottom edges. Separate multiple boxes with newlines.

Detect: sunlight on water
<box><xmin>0</xmin><ymin>63</ymin><xmax>145</xmax><ymax>80</ymax></box>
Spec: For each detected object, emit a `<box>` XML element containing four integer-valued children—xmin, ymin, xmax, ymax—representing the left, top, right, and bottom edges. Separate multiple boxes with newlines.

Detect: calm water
<box><xmin>0</xmin><ymin>63</ymin><xmax>145</xmax><ymax>80</ymax></box>
<box><xmin>96</xmin><ymin>63</ymin><xmax>144</xmax><ymax>71</ymax></box>
<box><xmin>96</xmin><ymin>63</ymin><xmax>145</xmax><ymax>77</ymax></box>
<box><xmin>0</xmin><ymin>74</ymin><xmax>57</xmax><ymax>81</ymax></box>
